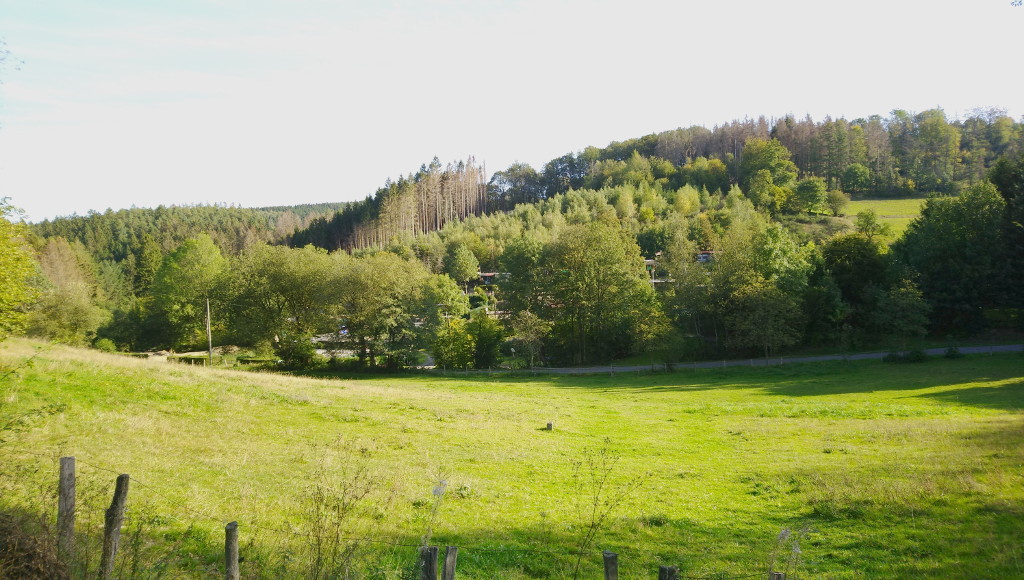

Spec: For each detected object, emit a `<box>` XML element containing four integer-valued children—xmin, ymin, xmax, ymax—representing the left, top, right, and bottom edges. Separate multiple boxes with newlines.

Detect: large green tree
<box><xmin>726</xmin><ymin>277</ymin><xmax>803</xmax><ymax>359</ymax></box>
<box><xmin>465</xmin><ymin>309</ymin><xmax>503</xmax><ymax>369</ymax></box>
<box><xmin>822</xmin><ymin>233</ymin><xmax>889</xmax><ymax>307</ymax></box>
<box><xmin>870</xmin><ymin>279</ymin><xmax>931</xmax><ymax>351</ymax></box>
<box><xmin>0</xmin><ymin>200</ymin><xmax>39</xmax><ymax>340</ymax></box>
<box><xmin>507</xmin><ymin>310</ymin><xmax>552</xmax><ymax>368</ymax></box>
<box><xmin>790</xmin><ymin>177</ymin><xmax>828</xmax><ymax>214</ymax></box>
<box><xmin>893</xmin><ymin>182</ymin><xmax>1006</xmax><ymax>331</ymax></box>
<box><xmin>989</xmin><ymin>150</ymin><xmax>1024</xmax><ymax>311</ymax></box>
<box><xmin>151</xmin><ymin>234</ymin><xmax>227</xmax><ymax>349</ymax></box>
<box><xmin>442</xmin><ymin>242</ymin><xmax>479</xmax><ymax>290</ymax></box>
<box><xmin>224</xmin><ymin>244</ymin><xmax>343</xmax><ymax>352</ymax></box>
<box><xmin>489</xmin><ymin>162</ymin><xmax>544</xmax><ymax>210</ymax></box>
<box><xmin>337</xmin><ymin>252</ymin><xmax>431</xmax><ymax>368</ymax></box>
<box><xmin>27</xmin><ymin>237</ymin><xmax>110</xmax><ymax>345</ymax></box>
<box><xmin>497</xmin><ymin>236</ymin><xmax>545</xmax><ymax>314</ymax></box>
<box><xmin>431</xmin><ymin>317</ymin><xmax>474</xmax><ymax>370</ymax></box>
<box><xmin>541</xmin><ymin>222</ymin><xmax>667</xmax><ymax>364</ymax></box>
<box><xmin>739</xmin><ymin>138</ymin><xmax>798</xmax><ymax>212</ymax></box>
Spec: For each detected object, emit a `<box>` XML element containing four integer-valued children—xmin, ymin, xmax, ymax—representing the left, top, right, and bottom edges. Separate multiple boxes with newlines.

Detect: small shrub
<box><xmin>452</xmin><ymin>484</ymin><xmax>475</xmax><ymax>499</ymax></box>
<box><xmin>327</xmin><ymin>357</ymin><xmax>363</xmax><ymax>372</ymax></box>
<box><xmin>639</xmin><ymin>514</ymin><xmax>670</xmax><ymax>527</ymax></box>
<box><xmin>904</xmin><ymin>349</ymin><xmax>928</xmax><ymax>363</ymax></box>
<box><xmin>93</xmin><ymin>338</ymin><xmax>117</xmax><ymax>353</ymax></box>
<box><xmin>882</xmin><ymin>352</ymin><xmax>902</xmax><ymax>363</ymax></box>
<box><xmin>0</xmin><ymin>508</ymin><xmax>67</xmax><ymax>580</ymax></box>
<box><xmin>944</xmin><ymin>346</ymin><xmax>964</xmax><ymax>359</ymax></box>
<box><xmin>274</xmin><ymin>335</ymin><xmax>323</xmax><ymax>369</ymax></box>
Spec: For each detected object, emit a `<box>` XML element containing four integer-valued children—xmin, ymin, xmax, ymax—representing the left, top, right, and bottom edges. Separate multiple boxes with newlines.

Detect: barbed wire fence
<box><xmin>6</xmin><ymin>450</ymin><xmax>800</xmax><ymax>580</ymax></box>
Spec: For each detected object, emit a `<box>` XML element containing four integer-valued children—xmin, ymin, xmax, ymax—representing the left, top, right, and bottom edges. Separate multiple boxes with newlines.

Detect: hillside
<box><xmin>291</xmin><ymin>109</ymin><xmax>1022</xmax><ymax>253</ymax></box>
<box><xmin>13</xmin><ymin>108</ymin><xmax>1024</xmax><ymax>367</ymax></box>
<box><xmin>30</xmin><ymin>202</ymin><xmax>349</xmax><ymax>261</ymax></box>
<box><xmin>1</xmin><ymin>339</ymin><xmax>1023</xmax><ymax>578</ymax></box>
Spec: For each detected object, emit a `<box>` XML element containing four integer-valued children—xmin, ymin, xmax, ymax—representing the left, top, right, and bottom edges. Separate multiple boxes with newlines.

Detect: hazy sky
<box><xmin>1</xmin><ymin>0</ymin><xmax>1020</xmax><ymax>222</ymax></box>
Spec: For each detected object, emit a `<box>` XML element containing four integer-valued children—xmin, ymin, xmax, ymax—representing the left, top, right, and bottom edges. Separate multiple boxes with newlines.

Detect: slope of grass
<box><xmin>1</xmin><ymin>339</ymin><xmax>1022</xmax><ymax>579</ymax></box>
<box><xmin>846</xmin><ymin>197</ymin><xmax>927</xmax><ymax>237</ymax></box>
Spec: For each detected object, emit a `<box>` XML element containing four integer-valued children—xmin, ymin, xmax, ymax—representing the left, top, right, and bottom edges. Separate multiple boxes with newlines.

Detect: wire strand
<box><xmin>2</xmin><ymin>451</ymin><xmax>801</xmax><ymax>576</ymax></box>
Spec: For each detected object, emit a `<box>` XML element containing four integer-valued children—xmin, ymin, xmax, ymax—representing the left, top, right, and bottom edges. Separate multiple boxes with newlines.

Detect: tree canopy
<box><xmin>0</xmin><ymin>200</ymin><xmax>38</xmax><ymax>340</ymax></box>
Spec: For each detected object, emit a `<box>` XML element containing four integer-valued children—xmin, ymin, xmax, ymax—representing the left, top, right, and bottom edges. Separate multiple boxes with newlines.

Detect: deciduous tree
<box><xmin>27</xmin><ymin>237</ymin><xmax>110</xmax><ymax>345</ymax></box>
<box><xmin>726</xmin><ymin>277</ymin><xmax>803</xmax><ymax>359</ymax></box>
<box><xmin>151</xmin><ymin>234</ymin><xmax>227</xmax><ymax>349</ymax></box>
<box><xmin>541</xmin><ymin>222</ymin><xmax>667</xmax><ymax>364</ymax></box>
<box><xmin>443</xmin><ymin>242</ymin><xmax>479</xmax><ymax>290</ymax></box>
<box><xmin>466</xmin><ymin>310</ymin><xmax>503</xmax><ymax>369</ymax></box>
<box><xmin>892</xmin><ymin>182</ymin><xmax>1006</xmax><ymax>331</ymax></box>
<box><xmin>337</xmin><ymin>252</ymin><xmax>430</xmax><ymax>367</ymax></box>
<box><xmin>508</xmin><ymin>310</ymin><xmax>551</xmax><ymax>368</ymax></box>
<box><xmin>0</xmin><ymin>200</ymin><xmax>39</xmax><ymax>340</ymax></box>
<box><xmin>739</xmin><ymin>138</ymin><xmax>798</xmax><ymax>212</ymax></box>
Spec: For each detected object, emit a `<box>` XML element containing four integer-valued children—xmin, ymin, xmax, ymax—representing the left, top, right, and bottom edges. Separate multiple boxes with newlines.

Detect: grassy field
<box><xmin>1</xmin><ymin>339</ymin><xmax>1022</xmax><ymax>579</ymax></box>
<box><xmin>845</xmin><ymin>197</ymin><xmax>927</xmax><ymax>237</ymax></box>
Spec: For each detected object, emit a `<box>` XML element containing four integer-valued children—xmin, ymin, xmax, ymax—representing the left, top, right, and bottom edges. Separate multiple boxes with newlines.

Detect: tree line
<box><xmin>484</xmin><ymin>107</ymin><xmax>1020</xmax><ymax>211</ymax></box>
<box><xmin>291</xmin><ymin>158</ymin><xmax>488</xmax><ymax>251</ymax></box>
<box><xmin>3</xmin><ymin>109</ymin><xmax>1022</xmax><ymax>368</ymax></box>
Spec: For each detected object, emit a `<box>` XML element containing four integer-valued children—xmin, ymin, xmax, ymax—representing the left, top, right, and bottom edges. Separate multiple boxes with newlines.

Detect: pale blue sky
<box><xmin>1</xmin><ymin>0</ymin><xmax>1020</xmax><ymax>221</ymax></box>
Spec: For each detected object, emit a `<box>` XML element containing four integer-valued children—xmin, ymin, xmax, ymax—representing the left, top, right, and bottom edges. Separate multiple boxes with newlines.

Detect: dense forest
<box><xmin>2</xmin><ymin>107</ymin><xmax>1022</xmax><ymax>368</ymax></box>
<box><xmin>291</xmin><ymin>157</ymin><xmax>488</xmax><ymax>251</ymax></box>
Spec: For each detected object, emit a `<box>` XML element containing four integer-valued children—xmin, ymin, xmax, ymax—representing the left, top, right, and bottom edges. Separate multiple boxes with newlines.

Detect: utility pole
<box><xmin>206</xmin><ymin>297</ymin><xmax>213</xmax><ymax>366</ymax></box>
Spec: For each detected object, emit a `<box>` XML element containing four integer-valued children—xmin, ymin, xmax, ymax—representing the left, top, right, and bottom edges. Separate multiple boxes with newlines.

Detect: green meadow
<box><xmin>845</xmin><ymin>197</ymin><xmax>927</xmax><ymax>237</ymax></box>
<box><xmin>1</xmin><ymin>338</ymin><xmax>1022</xmax><ymax>579</ymax></box>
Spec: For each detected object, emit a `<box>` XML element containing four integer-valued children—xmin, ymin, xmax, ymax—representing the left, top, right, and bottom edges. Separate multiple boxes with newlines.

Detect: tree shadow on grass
<box><xmin>912</xmin><ymin>379</ymin><xmax>1024</xmax><ymax>411</ymax></box>
<box><xmin>422</xmin><ymin>355</ymin><xmax>1024</xmax><ymax>401</ymax></box>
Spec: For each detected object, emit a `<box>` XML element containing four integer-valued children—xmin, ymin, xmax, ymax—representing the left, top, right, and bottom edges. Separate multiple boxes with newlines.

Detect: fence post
<box><xmin>57</xmin><ymin>456</ymin><xmax>76</xmax><ymax>564</ymax></box>
<box><xmin>441</xmin><ymin>546</ymin><xmax>458</xmax><ymax>580</ymax></box>
<box><xmin>419</xmin><ymin>545</ymin><xmax>438</xmax><ymax>580</ymax></box>
<box><xmin>658</xmin><ymin>565</ymin><xmax>679</xmax><ymax>580</ymax></box>
<box><xmin>602</xmin><ymin>550</ymin><xmax>618</xmax><ymax>580</ymax></box>
<box><xmin>100</xmin><ymin>474</ymin><xmax>130</xmax><ymax>580</ymax></box>
<box><xmin>225</xmin><ymin>521</ymin><xmax>239</xmax><ymax>580</ymax></box>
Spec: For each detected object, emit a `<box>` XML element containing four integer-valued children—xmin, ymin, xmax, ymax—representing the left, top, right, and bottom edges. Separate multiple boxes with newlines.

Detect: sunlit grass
<box><xmin>846</xmin><ymin>197</ymin><xmax>927</xmax><ymax>238</ymax></box>
<box><xmin>1</xmin><ymin>338</ymin><xmax>1022</xmax><ymax>578</ymax></box>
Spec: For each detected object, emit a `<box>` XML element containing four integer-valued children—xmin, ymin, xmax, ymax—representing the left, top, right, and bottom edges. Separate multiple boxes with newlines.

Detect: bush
<box><xmin>943</xmin><ymin>346</ymin><xmax>964</xmax><ymax>359</ymax></box>
<box><xmin>273</xmin><ymin>334</ymin><xmax>323</xmax><ymax>369</ymax></box>
<box><xmin>327</xmin><ymin>356</ymin><xmax>363</xmax><ymax>372</ymax></box>
<box><xmin>93</xmin><ymin>338</ymin><xmax>117</xmax><ymax>352</ymax></box>
<box><xmin>904</xmin><ymin>349</ymin><xmax>928</xmax><ymax>362</ymax></box>
<box><xmin>0</xmin><ymin>507</ymin><xmax>67</xmax><ymax>580</ymax></box>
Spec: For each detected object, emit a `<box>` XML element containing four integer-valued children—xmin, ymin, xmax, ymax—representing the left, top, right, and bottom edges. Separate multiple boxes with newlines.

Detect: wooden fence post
<box><xmin>57</xmin><ymin>456</ymin><xmax>76</xmax><ymax>564</ymax></box>
<box><xmin>441</xmin><ymin>546</ymin><xmax>458</xmax><ymax>580</ymax></box>
<box><xmin>225</xmin><ymin>521</ymin><xmax>239</xmax><ymax>580</ymax></box>
<box><xmin>658</xmin><ymin>565</ymin><xmax>679</xmax><ymax>580</ymax></box>
<box><xmin>100</xmin><ymin>474</ymin><xmax>129</xmax><ymax>580</ymax></box>
<box><xmin>419</xmin><ymin>545</ymin><xmax>438</xmax><ymax>580</ymax></box>
<box><xmin>602</xmin><ymin>550</ymin><xmax>618</xmax><ymax>580</ymax></box>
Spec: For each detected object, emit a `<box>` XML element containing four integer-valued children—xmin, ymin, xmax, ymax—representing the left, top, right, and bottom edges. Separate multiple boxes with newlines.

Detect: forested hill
<box><xmin>485</xmin><ymin>108</ymin><xmax>1019</xmax><ymax>206</ymax></box>
<box><xmin>291</xmin><ymin>157</ymin><xmax>488</xmax><ymax>251</ymax></box>
<box><xmin>291</xmin><ymin>108</ymin><xmax>1021</xmax><ymax>253</ymax></box>
<box><xmin>31</xmin><ymin>202</ymin><xmax>347</xmax><ymax>261</ymax></box>
<box><xmin>13</xmin><ymin>106</ymin><xmax>1023</xmax><ymax>365</ymax></box>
